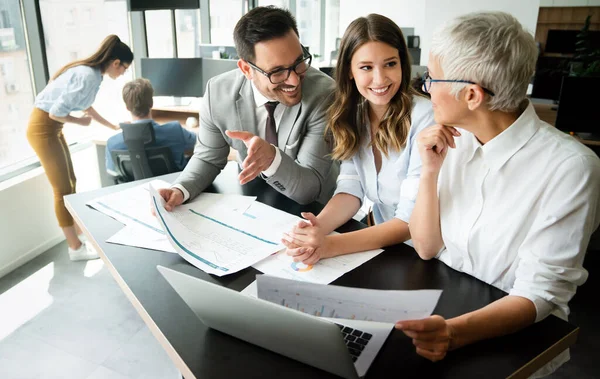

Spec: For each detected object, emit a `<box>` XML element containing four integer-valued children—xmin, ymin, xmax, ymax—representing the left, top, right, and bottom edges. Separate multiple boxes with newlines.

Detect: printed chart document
<box><xmin>256</xmin><ymin>275</ymin><xmax>442</xmax><ymax>323</ymax></box>
<box><xmin>243</xmin><ymin>239</ymin><xmax>383</xmax><ymax>297</ymax></box>
<box><xmin>88</xmin><ymin>179</ymin><xmax>171</xmax><ymax>234</ymax></box>
<box><xmin>253</xmin><ymin>240</ymin><xmax>383</xmax><ymax>284</ymax></box>
<box><xmin>107</xmin><ymin>224</ymin><xmax>176</xmax><ymax>253</ymax></box>
<box><xmin>150</xmin><ymin>185</ymin><xmax>284</xmax><ymax>276</ymax></box>
<box><xmin>87</xmin><ymin>180</ymin><xmax>256</xmax><ymax>253</ymax></box>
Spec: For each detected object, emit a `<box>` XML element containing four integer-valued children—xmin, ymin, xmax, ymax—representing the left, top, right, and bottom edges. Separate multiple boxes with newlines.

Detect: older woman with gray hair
<box><xmin>397</xmin><ymin>11</ymin><xmax>600</xmax><ymax>375</ymax></box>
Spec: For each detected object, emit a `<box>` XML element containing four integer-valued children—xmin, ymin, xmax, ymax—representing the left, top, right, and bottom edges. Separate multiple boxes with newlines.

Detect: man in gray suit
<box><xmin>158</xmin><ymin>6</ymin><xmax>338</xmax><ymax>209</ymax></box>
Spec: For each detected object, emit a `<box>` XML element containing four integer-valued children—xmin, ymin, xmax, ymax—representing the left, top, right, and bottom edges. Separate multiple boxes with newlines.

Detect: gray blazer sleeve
<box><xmin>263</xmin><ymin>91</ymin><xmax>338</xmax><ymax>205</ymax></box>
<box><xmin>172</xmin><ymin>83</ymin><xmax>229</xmax><ymax>201</ymax></box>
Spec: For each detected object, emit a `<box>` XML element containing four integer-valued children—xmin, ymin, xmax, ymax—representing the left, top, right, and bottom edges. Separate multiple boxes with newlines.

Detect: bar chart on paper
<box><xmin>278</xmin><ymin>296</ymin><xmax>368</xmax><ymax>320</ymax></box>
<box><xmin>257</xmin><ymin>275</ymin><xmax>442</xmax><ymax>323</ymax></box>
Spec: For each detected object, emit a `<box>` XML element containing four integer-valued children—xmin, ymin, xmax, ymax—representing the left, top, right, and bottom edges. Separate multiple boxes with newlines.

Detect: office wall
<box><xmin>0</xmin><ymin>146</ymin><xmax>101</xmax><ymax>278</ymax></box>
<box><xmin>339</xmin><ymin>0</ymin><xmax>427</xmax><ymax>40</ymax></box>
<box><xmin>338</xmin><ymin>0</ymin><xmax>540</xmax><ymax>66</ymax></box>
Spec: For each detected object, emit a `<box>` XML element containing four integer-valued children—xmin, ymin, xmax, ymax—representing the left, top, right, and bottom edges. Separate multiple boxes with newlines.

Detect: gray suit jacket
<box><xmin>174</xmin><ymin>67</ymin><xmax>339</xmax><ymax>204</ymax></box>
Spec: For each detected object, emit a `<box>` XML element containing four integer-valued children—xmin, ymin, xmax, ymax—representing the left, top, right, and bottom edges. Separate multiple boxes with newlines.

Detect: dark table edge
<box><xmin>508</xmin><ymin>327</ymin><xmax>579</xmax><ymax>379</ymax></box>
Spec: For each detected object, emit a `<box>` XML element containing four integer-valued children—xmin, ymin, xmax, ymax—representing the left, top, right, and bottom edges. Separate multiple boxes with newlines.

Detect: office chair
<box><xmin>110</xmin><ymin>121</ymin><xmax>177</xmax><ymax>183</ymax></box>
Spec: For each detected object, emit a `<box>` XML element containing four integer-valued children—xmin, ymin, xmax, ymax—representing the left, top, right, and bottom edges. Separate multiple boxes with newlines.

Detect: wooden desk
<box><xmin>65</xmin><ymin>163</ymin><xmax>578</xmax><ymax>379</ymax></box>
<box><xmin>152</xmin><ymin>105</ymin><xmax>199</xmax><ymax>126</ymax></box>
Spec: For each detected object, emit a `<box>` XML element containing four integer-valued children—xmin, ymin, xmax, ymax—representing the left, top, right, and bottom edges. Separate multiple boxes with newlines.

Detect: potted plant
<box><xmin>570</xmin><ymin>15</ymin><xmax>600</xmax><ymax>77</ymax></box>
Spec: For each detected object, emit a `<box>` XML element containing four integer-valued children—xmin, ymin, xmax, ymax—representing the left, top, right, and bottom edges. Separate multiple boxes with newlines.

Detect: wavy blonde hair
<box><xmin>327</xmin><ymin>14</ymin><xmax>419</xmax><ymax>161</ymax></box>
<box><xmin>51</xmin><ymin>35</ymin><xmax>133</xmax><ymax>81</ymax></box>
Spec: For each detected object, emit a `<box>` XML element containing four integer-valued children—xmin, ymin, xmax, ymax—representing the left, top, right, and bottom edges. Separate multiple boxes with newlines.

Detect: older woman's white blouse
<box><xmin>334</xmin><ymin>96</ymin><xmax>435</xmax><ymax>225</ymax></box>
<box><xmin>437</xmin><ymin>101</ymin><xmax>600</xmax><ymax>324</ymax></box>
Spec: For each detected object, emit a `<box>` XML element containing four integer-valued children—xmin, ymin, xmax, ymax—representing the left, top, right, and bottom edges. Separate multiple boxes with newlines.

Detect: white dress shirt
<box><xmin>438</xmin><ymin>101</ymin><xmax>600</xmax><ymax>321</ymax></box>
<box><xmin>436</xmin><ymin>101</ymin><xmax>600</xmax><ymax>375</ymax></box>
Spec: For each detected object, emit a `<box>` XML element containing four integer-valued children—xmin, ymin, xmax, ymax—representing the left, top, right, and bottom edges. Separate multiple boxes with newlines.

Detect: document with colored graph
<box><xmin>256</xmin><ymin>275</ymin><xmax>442</xmax><ymax>323</ymax></box>
<box><xmin>150</xmin><ymin>185</ymin><xmax>297</xmax><ymax>276</ymax></box>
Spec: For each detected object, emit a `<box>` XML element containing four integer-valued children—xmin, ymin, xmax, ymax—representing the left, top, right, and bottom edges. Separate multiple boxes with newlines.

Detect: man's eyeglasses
<box><xmin>421</xmin><ymin>71</ymin><xmax>495</xmax><ymax>97</ymax></box>
<box><xmin>246</xmin><ymin>46</ymin><xmax>312</xmax><ymax>84</ymax></box>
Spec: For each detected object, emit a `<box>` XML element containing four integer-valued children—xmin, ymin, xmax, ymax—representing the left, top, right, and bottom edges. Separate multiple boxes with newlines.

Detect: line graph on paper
<box><xmin>262</xmin><ymin>287</ymin><xmax>429</xmax><ymax>322</ymax></box>
<box><xmin>169</xmin><ymin>208</ymin><xmax>280</xmax><ymax>266</ymax></box>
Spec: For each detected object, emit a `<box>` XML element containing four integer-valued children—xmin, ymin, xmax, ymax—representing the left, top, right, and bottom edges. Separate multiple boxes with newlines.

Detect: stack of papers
<box><xmin>150</xmin><ymin>185</ymin><xmax>294</xmax><ymax>276</ymax></box>
<box><xmin>87</xmin><ymin>180</ymin><xmax>256</xmax><ymax>254</ymax></box>
<box><xmin>88</xmin><ymin>180</ymin><xmax>384</xmax><ymax>281</ymax></box>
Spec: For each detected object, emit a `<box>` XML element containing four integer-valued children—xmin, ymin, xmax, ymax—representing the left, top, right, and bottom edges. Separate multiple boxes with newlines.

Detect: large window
<box><xmin>209</xmin><ymin>0</ymin><xmax>244</xmax><ymax>45</ymax></box>
<box><xmin>296</xmin><ymin>0</ymin><xmax>321</xmax><ymax>63</ymax></box>
<box><xmin>258</xmin><ymin>0</ymin><xmax>290</xmax><ymax>8</ymax></box>
<box><xmin>39</xmin><ymin>0</ymin><xmax>132</xmax><ymax>145</ymax></box>
<box><xmin>176</xmin><ymin>9</ymin><xmax>202</xmax><ymax>58</ymax></box>
<box><xmin>0</xmin><ymin>0</ymin><xmax>35</xmax><ymax>176</ymax></box>
<box><xmin>146</xmin><ymin>10</ymin><xmax>174</xmax><ymax>58</ymax></box>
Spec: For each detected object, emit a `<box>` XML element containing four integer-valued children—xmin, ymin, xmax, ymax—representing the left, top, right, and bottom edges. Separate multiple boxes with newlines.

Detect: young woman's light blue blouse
<box><xmin>34</xmin><ymin>65</ymin><xmax>103</xmax><ymax>117</ymax></box>
<box><xmin>334</xmin><ymin>96</ymin><xmax>435</xmax><ymax>225</ymax></box>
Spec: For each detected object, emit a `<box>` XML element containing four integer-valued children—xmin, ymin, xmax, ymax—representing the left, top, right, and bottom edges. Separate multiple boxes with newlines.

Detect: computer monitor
<box><xmin>201</xmin><ymin>58</ymin><xmax>239</xmax><ymax>89</ymax></box>
<box><xmin>141</xmin><ymin>58</ymin><xmax>204</xmax><ymax>97</ymax></box>
<box><xmin>545</xmin><ymin>30</ymin><xmax>579</xmax><ymax>54</ymax></box>
<box><xmin>319</xmin><ymin>66</ymin><xmax>334</xmax><ymax>78</ymax></box>
<box><xmin>530</xmin><ymin>56</ymin><xmax>566</xmax><ymax>101</ymax></box>
<box><xmin>555</xmin><ymin>76</ymin><xmax>598</xmax><ymax>138</ymax></box>
<box><xmin>127</xmin><ymin>0</ymin><xmax>199</xmax><ymax>11</ymax></box>
<box><xmin>141</xmin><ymin>58</ymin><xmax>239</xmax><ymax>98</ymax></box>
<box><xmin>545</xmin><ymin>29</ymin><xmax>600</xmax><ymax>55</ymax></box>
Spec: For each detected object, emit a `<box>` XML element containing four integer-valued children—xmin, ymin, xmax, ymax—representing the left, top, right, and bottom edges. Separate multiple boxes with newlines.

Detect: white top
<box><xmin>335</xmin><ymin>96</ymin><xmax>435</xmax><ymax>224</ymax></box>
<box><xmin>34</xmin><ymin>65</ymin><xmax>103</xmax><ymax>117</ymax></box>
<box><xmin>437</xmin><ymin>101</ymin><xmax>600</xmax><ymax>323</ymax></box>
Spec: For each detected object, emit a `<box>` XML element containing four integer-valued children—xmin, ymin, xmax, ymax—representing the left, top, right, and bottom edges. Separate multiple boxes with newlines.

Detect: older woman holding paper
<box><xmin>397</xmin><ymin>11</ymin><xmax>600</xmax><ymax>376</ymax></box>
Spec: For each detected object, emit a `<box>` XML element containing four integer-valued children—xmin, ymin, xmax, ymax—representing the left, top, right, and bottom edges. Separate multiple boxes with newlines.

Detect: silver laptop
<box><xmin>157</xmin><ymin>266</ymin><xmax>393</xmax><ymax>379</ymax></box>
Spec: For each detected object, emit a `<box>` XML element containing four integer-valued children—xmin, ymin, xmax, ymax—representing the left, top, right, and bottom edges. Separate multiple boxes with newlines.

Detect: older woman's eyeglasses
<box><xmin>421</xmin><ymin>71</ymin><xmax>495</xmax><ymax>96</ymax></box>
<box><xmin>246</xmin><ymin>46</ymin><xmax>312</xmax><ymax>85</ymax></box>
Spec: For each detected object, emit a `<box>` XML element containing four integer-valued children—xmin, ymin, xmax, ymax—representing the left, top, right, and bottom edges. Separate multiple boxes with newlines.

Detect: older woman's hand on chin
<box><xmin>417</xmin><ymin>124</ymin><xmax>461</xmax><ymax>175</ymax></box>
<box><xmin>395</xmin><ymin>315</ymin><xmax>455</xmax><ymax>362</ymax></box>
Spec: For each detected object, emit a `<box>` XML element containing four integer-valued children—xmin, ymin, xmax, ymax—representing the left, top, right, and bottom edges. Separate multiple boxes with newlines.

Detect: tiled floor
<box><xmin>0</xmin><ymin>241</ymin><xmax>179</xmax><ymax>379</ymax></box>
<box><xmin>1</xmin><ymin>241</ymin><xmax>598</xmax><ymax>378</ymax></box>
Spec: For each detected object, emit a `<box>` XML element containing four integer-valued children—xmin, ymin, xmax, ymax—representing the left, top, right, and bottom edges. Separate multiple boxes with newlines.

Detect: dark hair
<box><xmin>123</xmin><ymin>78</ymin><xmax>154</xmax><ymax>117</ymax></box>
<box><xmin>51</xmin><ymin>35</ymin><xmax>133</xmax><ymax>80</ymax></box>
<box><xmin>233</xmin><ymin>6</ymin><xmax>299</xmax><ymax>62</ymax></box>
<box><xmin>327</xmin><ymin>14</ymin><xmax>418</xmax><ymax>160</ymax></box>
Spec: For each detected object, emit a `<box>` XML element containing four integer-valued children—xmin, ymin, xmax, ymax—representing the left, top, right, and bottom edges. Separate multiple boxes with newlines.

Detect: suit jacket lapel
<box><xmin>278</xmin><ymin>102</ymin><xmax>301</xmax><ymax>148</ymax></box>
<box><xmin>235</xmin><ymin>79</ymin><xmax>258</xmax><ymax>136</ymax></box>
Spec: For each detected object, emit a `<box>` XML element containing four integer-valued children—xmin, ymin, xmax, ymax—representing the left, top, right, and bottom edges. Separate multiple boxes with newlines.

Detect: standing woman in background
<box><xmin>27</xmin><ymin>34</ymin><xmax>133</xmax><ymax>261</ymax></box>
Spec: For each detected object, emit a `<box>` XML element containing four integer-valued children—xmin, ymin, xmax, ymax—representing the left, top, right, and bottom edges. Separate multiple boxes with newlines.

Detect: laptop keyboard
<box><xmin>335</xmin><ymin>324</ymin><xmax>373</xmax><ymax>362</ymax></box>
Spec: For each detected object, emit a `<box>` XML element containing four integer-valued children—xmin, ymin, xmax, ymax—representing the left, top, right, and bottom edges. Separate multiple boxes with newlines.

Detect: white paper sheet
<box><xmin>87</xmin><ymin>179</ymin><xmax>170</xmax><ymax>233</ymax></box>
<box><xmin>106</xmin><ymin>224</ymin><xmax>176</xmax><ymax>253</ymax></box>
<box><xmin>88</xmin><ymin>180</ymin><xmax>257</xmax><ymax>253</ymax></box>
<box><xmin>150</xmin><ymin>185</ymin><xmax>282</xmax><ymax>276</ymax></box>
<box><xmin>256</xmin><ymin>275</ymin><xmax>442</xmax><ymax>323</ymax></box>
<box><xmin>253</xmin><ymin>240</ymin><xmax>383</xmax><ymax>285</ymax></box>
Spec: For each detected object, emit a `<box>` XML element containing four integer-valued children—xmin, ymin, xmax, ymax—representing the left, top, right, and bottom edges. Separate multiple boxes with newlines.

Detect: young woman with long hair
<box><xmin>281</xmin><ymin>14</ymin><xmax>434</xmax><ymax>264</ymax></box>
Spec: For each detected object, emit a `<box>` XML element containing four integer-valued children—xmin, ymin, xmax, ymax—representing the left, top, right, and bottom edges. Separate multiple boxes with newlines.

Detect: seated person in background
<box><xmin>106</xmin><ymin>78</ymin><xmax>196</xmax><ymax>175</ymax></box>
<box><xmin>281</xmin><ymin>14</ymin><xmax>434</xmax><ymax>264</ymax></box>
<box><xmin>157</xmin><ymin>6</ymin><xmax>337</xmax><ymax>210</ymax></box>
<box><xmin>401</xmin><ymin>11</ymin><xmax>600</xmax><ymax>375</ymax></box>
